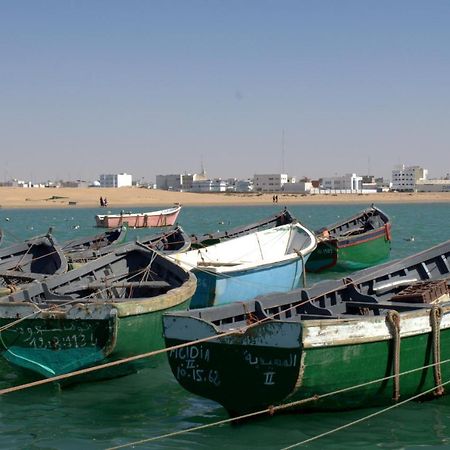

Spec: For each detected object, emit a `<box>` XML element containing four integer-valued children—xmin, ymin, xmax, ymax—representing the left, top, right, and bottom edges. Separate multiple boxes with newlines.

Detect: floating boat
<box><xmin>138</xmin><ymin>225</ymin><xmax>191</xmax><ymax>254</ymax></box>
<box><xmin>0</xmin><ymin>242</ymin><xmax>196</xmax><ymax>380</ymax></box>
<box><xmin>95</xmin><ymin>205</ymin><xmax>182</xmax><ymax>228</ymax></box>
<box><xmin>0</xmin><ymin>234</ymin><xmax>68</xmax><ymax>296</ymax></box>
<box><xmin>68</xmin><ymin>226</ymin><xmax>191</xmax><ymax>270</ymax></box>
<box><xmin>168</xmin><ymin>222</ymin><xmax>317</xmax><ymax>308</ymax></box>
<box><xmin>62</xmin><ymin>225</ymin><xmax>128</xmax><ymax>266</ymax></box>
<box><xmin>306</xmin><ymin>205</ymin><xmax>391</xmax><ymax>273</ymax></box>
<box><xmin>190</xmin><ymin>208</ymin><xmax>295</xmax><ymax>249</ymax></box>
<box><xmin>164</xmin><ymin>240</ymin><xmax>450</xmax><ymax>416</ymax></box>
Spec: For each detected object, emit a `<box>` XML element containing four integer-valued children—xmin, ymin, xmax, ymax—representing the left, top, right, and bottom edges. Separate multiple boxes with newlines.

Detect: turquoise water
<box><xmin>0</xmin><ymin>202</ymin><xmax>450</xmax><ymax>449</ymax></box>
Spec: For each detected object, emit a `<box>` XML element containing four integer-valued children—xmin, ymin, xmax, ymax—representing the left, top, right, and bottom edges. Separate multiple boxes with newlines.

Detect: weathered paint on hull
<box><xmin>190</xmin><ymin>258</ymin><xmax>307</xmax><ymax>309</ymax></box>
<box><xmin>0</xmin><ymin>297</ymin><xmax>191</xmax><ymax>381</ymax></box>
<box><xmin>165</xmin><ymin>315</ymin><xmax>450</xmax><ymax>416</ymax></box>
<box><xmin>95</xmin><ymin>208</ymin><xmax>181</xmax><ymax>228</ymax></box>
<box><xmin>165</xmin><ymin>321</ymin><xmax>303</xmax><ymax>415</ymax></box>
<box><xmin>307</xmin><ymin>230</ymin><xmax>390</xmax><ymax>273</ymax></box>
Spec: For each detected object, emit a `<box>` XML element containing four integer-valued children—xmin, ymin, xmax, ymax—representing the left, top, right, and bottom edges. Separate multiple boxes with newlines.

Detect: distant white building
<box><xmin>415</xmin><ymin>179</ymin><xmax>450</xmax><ymax>192</ymax></box>
<box><xmin>191</xmin><ymin>179</ymin><xmax>227</xmax><ymax>192</ymax></box>
<box><xmin>391</xmin><ymin>165</ymin><xmax>427</xmax><ymax>192</ymax></box>
<box><xmin>283</xmin><ymin>180</ymin><xmax>313</xmax><ymax>193</ymax></box>
<box><xmin>155</xmin><ymin>174</ymin><xmax>183</xmax><ymax>191</ymax></box>
<box><xmin>156</xmin><ymin>171</ymin><xmax>208</xmax><ymax>191</ymax></box>
<box><xmin>99</xmin><ymin>173</ymin><xmax>132</xmax><ymax>188</ymax></box>
<box><xmin>253</xmin><ymin>174</ymin><xmax>288</xmax><ymax>192</ymax></box>
<box><xmin>321</xmin><ymin>173</ymin><xmax>362</xmax><ymax>192</ymax></box>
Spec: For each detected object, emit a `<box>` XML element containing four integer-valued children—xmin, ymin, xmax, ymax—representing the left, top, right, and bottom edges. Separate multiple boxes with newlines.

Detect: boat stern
<box><xmin>163</xmin><ymin>313</ymin><xmax>303</xmax><ymax>416</ymax></box>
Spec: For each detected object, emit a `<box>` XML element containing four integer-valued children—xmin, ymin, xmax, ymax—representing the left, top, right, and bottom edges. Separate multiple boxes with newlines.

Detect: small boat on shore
<box><xmin>306</xmin><ymin>205</ymin><xmax>391</xmax><ymax>273</ymax></box>
<box><xmin>95</xmin><ymin>205</ymin><xmax>181</xmax><ymax>228</ymax></box>
<box><xmin>61</xmin><ymin>225</ymin><xmax>128</xmax><ymax>266</ymax></box>
<box><xmin>164</xmin><ymin>239</ymin><xmax>450</xmax><ymax>417</ymax></box>
<box><xmin>168</xmin><ymin>222</ymin><xmax>317</xmax><ymax>308</ymax></box>
<box><xmin>0</xmin><ymin>242</ymin><xmax>196</xmax><ymax>381</ymax></box>
<box><xmin>0</xmin><ymin>233</ymin><xmax>68</xmax><ymax>296</ymax></box>
<box><xmin>190</xmin><ymin>208</ymin><xmax>295</xmax><ymax>249</ymax></box>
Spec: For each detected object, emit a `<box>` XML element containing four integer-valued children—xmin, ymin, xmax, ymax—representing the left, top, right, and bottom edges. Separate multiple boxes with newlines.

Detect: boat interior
<box><xmin>182</xmin><ymin>241</ymin><xmax>450</xmax><ymax>330</ymax></box>
<box><xmin>4</xmin><ymin>245</ymin><xmax>190</xmax><ymax>307</ymax></box>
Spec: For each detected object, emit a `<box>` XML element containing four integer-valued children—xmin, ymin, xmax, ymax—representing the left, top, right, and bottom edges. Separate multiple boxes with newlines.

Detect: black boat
<box><xmin>190</xmin><ymin>208</ymin><xmax>295</xmax><ymax>248</ymax></box>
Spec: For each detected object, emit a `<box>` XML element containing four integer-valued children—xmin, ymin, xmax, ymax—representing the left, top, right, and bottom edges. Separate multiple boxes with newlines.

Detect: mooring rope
<box><xmin>386</xmin><ymin>310</ymin><xmax>401</xmax><ymax>401</ymax></box>
<box><xmin>105</xmin><ymin>358</ymin><xmax>450</xmax><ymax>450</ymax></box>
<box><xmin>431</xmin><ymin>305</ymin><xmax>444</xmax><ymax>396</ymax></box>
<box><xmin>280</xmin><ymin>378</ymin><xmax>450</xmax><ymax>449</ymax></box>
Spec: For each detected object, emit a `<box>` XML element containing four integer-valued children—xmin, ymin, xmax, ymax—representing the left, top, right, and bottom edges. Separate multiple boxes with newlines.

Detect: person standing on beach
<box><xmin>100</xmin><ymin>196</ymin><xmax>104</xmax><ymax>207</ymax></box>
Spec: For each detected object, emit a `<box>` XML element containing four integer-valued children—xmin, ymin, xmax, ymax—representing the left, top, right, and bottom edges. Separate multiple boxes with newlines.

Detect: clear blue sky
<box><xmin>1</xmin><ymin>1</ymin><xmax>449</xmax><ymax>182</ymax></box>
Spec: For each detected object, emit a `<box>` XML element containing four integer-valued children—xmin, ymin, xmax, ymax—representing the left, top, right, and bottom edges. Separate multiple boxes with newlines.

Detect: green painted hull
<box><xmin>306</xmin><ymin>230</ymin><xmax>391</xmax><ymax>273</ymax></box>
<box><xmin>165</xmin><ymin>311</ymin><xmax>450</xmax><ymax>415</ymax></box>
<box><xmin>0</xmin><ymin>277</ymin><xmax>196</xmax><ymax>381</ymax></box>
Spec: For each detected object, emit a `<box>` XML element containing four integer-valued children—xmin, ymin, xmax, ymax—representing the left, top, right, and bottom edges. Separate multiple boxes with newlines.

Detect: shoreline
<box><xmin>0</xmin><ymin>187</ymin><xmax>449</xmax><ymax>209</ymax></box>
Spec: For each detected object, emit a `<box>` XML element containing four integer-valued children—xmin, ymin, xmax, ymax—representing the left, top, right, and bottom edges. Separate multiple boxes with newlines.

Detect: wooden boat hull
<box><xmin>190</xmin><ymin>209</ymin><xmax>295</xmax><ymax>249</ymax></box>
<box><xmin>0</xmin><ymin>243</ymin><xmax>196</xmax><ymax>381</ymax></box>
<box><xmin>0</xmin><ymin>292</ymin><xmax>194</xmax><ymax>379</ymax></box>
<box><xmin>95</xmin><ymin>206</ymin><xmax>181</xmax><ymax>228</ymax></box>
<box><xmin>190</xmin><ymin>257</ymin><xmax>307</xmax><ymax>308</ymax></box>
<box><xmin>169</xmin><ymin>223</ymin><xmax>317</xmax><ymax>309</ymax></box>
<box><xmin>163</xmin><ymin>240</ymin><xmax>450</xmax><ymax>416</ymax></box>
<box><xmin>307</xmin><ymin>226</ymin><xmax>391</xmax><ymax>272</ymax></box>
<box><xmin>306</xmin><ymin>206</ymin><xmax>391</xmax><ymax>273</ymax></box>
<box><xmin>0</xmin><ymin>234</ymin><xmax>68</xmax><ymax>297</ymax></box>
<box><xmin>165</xmin><ymin>309</ymin><xmax>450</xmax><ymax>415</ymax></box>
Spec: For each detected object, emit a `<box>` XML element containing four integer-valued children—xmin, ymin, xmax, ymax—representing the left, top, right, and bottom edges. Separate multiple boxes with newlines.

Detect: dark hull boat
<box><xmin>164</xmin><ymin>240</ymin><xmax>450</xmax><ymax>417</ymax></box>
<box><xmin>61</xmin><ymin>225</ymin><xmax>128</xmax><ymax>266</ymax></box>
<box><xmin>0</xmin><ymin>234</ymin><xmax>68</xmax><ymax>296</ymax></box>
<box><xmin>67</xmin><ymin>226</ymin><xmax>191</xmax><ymax>270</ymax></box>
<box><xmin>138</xmin><ymin>225</ymin><xmax>191</xmax><ymax>254</ymax></box>
<box><xmin>306</xmin><ymin>205</ymin><xmax>391</xmax><ymax>273</ymax></box>
<box><xmin>0</xmin><ymin>242</ymin><xmax>196</xmax><ymax>381</ymax></box>
<box><xmin>190</xmin><ymin>208</ymin><xmax>295</xmax><ymax>249</ymax></box>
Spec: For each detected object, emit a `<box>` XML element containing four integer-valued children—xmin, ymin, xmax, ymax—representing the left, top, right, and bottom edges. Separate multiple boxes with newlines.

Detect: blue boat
<box><xmin>169</xmin><ymin>222</ymin><xmax>317</xmax><ymax>308</ymax></box>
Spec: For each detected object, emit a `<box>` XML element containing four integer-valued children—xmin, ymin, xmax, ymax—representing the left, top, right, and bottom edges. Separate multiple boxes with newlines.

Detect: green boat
<box><xmin>163</xmin><ymin>240</ymin><xmax>450</xmax><ymax>416</ymax></box>
<box><xmin>0</xmin><ymin>242</ymin><xmax>196</xmax><ymax>381</ymax></box>
<box><xmin>306</xmin><ymin>205</ymin><xmax>391</xmax><ymax>273</ymax></box>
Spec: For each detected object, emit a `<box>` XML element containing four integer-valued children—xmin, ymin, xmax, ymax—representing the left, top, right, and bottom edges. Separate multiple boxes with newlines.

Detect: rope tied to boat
<box><xmin>386</xmin><ymin>310</ymin><xmax>401</xmax><ymax>401</ymax></box>
<box><xmin>239</xmin><ymin>301</ymin><xmax>258</xmax><ymax>325</ymax></box>
<box><xmin>430</xmin><ymin>305</ymin><xmax>445</xmax><ymax>397</ymax></box>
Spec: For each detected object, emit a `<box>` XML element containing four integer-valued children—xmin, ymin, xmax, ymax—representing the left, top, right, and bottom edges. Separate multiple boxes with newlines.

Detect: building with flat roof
<box><xmin>391</xmin><ymin>165</ymin><xmax>427</xmax><ymax>192</ymax></box>
<box><xmin>253</xmin><ymin>174</ymin><xmax>288</xmax><ymax>192</ymax></box>
<box><xmin>320</xmin><ymin>173</ymin><xmax>363</xmax><ymax>192</ymax></box>
<box><xmin>99</xmin><ymin>173</ymin><xmax>132</xmax><ymax>188</ymax></box>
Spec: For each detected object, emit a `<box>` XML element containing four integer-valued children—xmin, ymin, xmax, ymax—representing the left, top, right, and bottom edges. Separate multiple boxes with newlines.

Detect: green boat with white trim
<box><xmin>0</xmin><ymin>242</ymin><xmax>196</xmax><ymax>381</ymax></box>
<box><xmin>164</xmin><ymin>240</ymin><xmax>450</xmax><ymax>416</ymax></box>
<box><xmin>306</xmin><ymin>205</ymin><xmax>391</xmax><ymax>273</ymax></box>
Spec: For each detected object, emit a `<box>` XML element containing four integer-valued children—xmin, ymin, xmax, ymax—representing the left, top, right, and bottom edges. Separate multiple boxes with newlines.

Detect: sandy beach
<box><xmin>0</xmin><ymin>187</ymin><xmax>449</xmax><ymax>209</ymax></box>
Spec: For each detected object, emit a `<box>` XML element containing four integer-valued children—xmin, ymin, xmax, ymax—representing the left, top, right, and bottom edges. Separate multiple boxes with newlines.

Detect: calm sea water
<box><xmin>1</xmin><ymin>202</ymin><xmax>450</xmax><ymax>450</ymax></box>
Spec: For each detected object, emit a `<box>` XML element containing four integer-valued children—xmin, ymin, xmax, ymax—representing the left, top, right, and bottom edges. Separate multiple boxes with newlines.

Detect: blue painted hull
<box><xmin>189</xmin><ymin>257</ymin><xmax>307</xmax><ymax>309</ymax></box>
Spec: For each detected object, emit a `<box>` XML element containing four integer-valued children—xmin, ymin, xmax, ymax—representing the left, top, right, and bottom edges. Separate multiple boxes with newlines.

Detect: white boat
<box><xmin>168</xmin><ymin>222</ymin><xmax>317</xmax><ymax>308</ymax></box>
